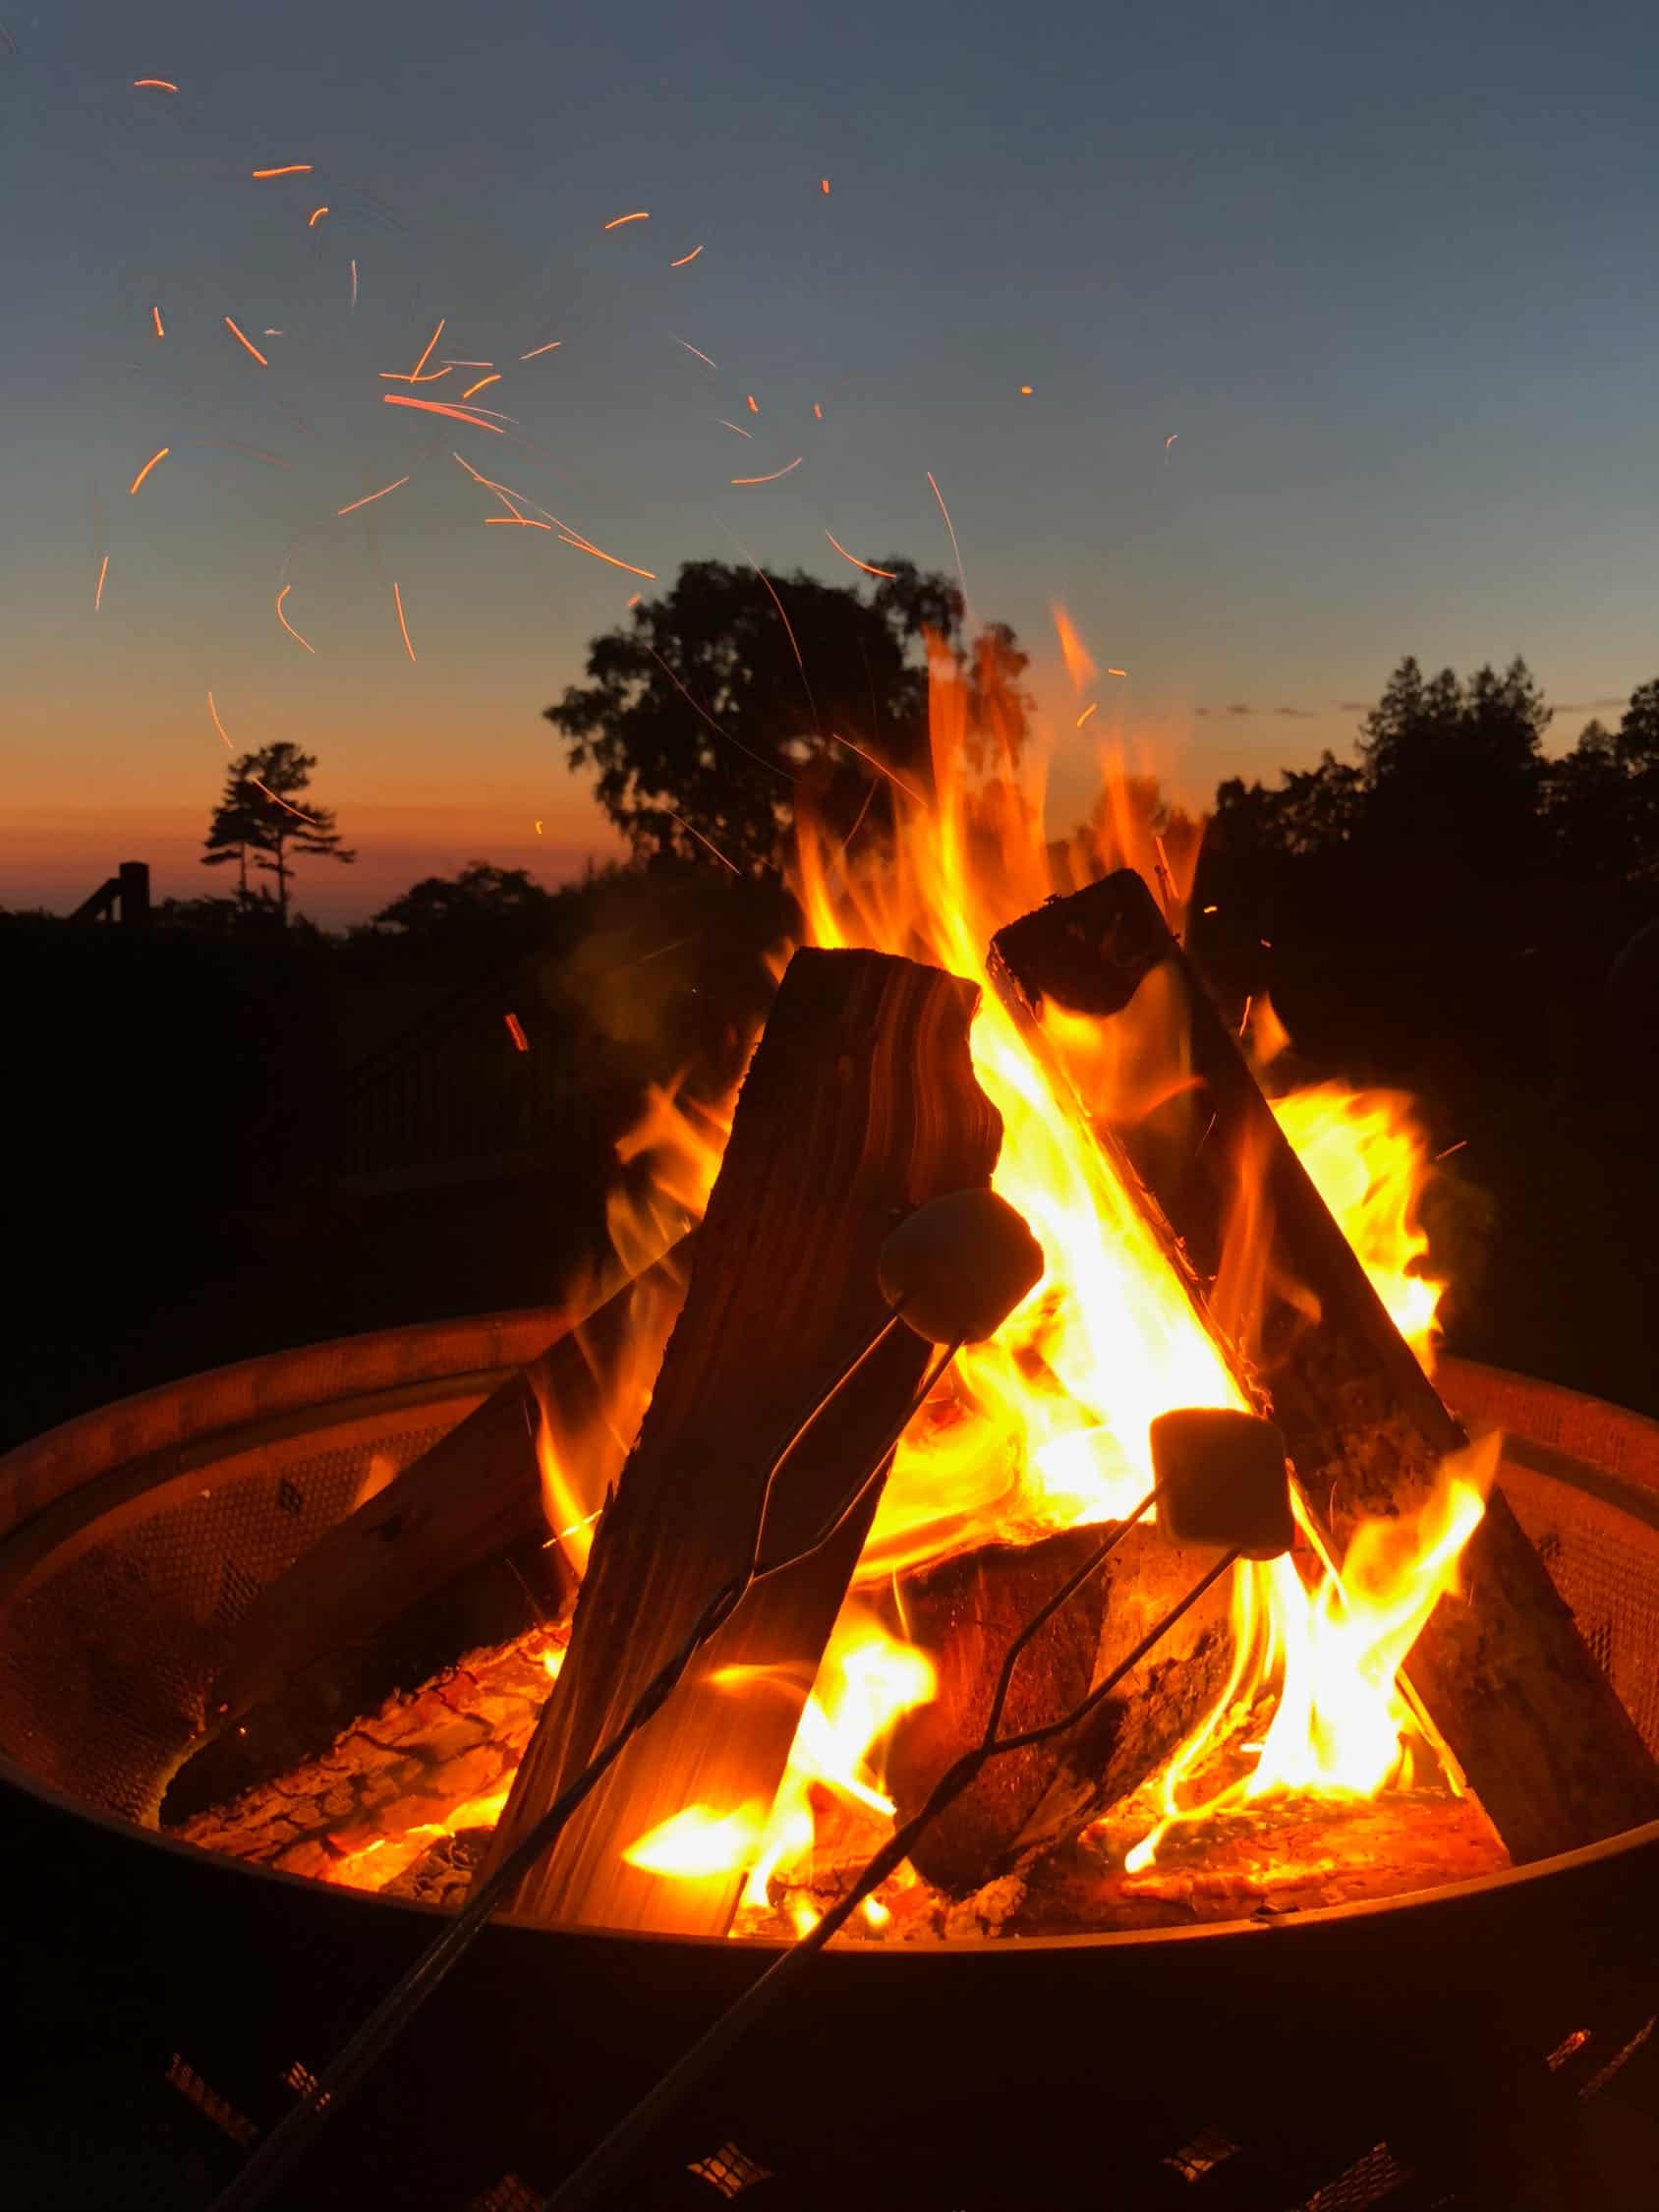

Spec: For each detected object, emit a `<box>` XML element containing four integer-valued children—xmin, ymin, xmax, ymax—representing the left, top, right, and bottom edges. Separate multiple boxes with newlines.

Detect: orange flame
<box><xmin>516</xmin><ymin>603</ymin><xmax>1483</xmax><ymax>1922</ymax></box>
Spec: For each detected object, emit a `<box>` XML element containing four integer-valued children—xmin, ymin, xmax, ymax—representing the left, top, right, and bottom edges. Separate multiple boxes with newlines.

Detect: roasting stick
<box><xmin>206</xmin><ymin>1193</ymin><xmax>1044</xmax><ymax>2212</ymax></box>
<box><xmin>543</xmin><ymin>1408</ymin><xmax>1294</xmax><ymax>2212</ymax></box>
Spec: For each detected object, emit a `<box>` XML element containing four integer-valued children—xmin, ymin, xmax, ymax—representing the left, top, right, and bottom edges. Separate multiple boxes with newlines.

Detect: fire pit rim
<box><xmin>4</xmin><ymin>1310</ymin><xmax>1659</xmax><ymax>1956</ymax></box>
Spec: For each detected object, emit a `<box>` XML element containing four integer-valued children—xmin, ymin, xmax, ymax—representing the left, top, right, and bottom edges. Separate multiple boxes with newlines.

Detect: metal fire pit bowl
<box><xmin>2</xmin><ymin>1316</ymin><xmax>1658</xmax><ymax>2212</ymax></box>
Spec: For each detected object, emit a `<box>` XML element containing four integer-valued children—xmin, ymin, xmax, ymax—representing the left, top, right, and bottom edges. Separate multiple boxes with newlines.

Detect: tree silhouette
<box><xmin>372</xmin><ymin>860</ymin><xmax>561</xmax><ymax>945</ymax></box>
<box><xmin>544</xmin><ymin>558</ymin><xmax>1027</xmax><ymax>874</ymax></box>
<box><xmin>202</xmin><ymin>742</ymin><xmax>354</xmax><ymax>925</ymax></box>
<box><xmin>1548</xmin><ymin>681</ymin><xmax>1659</xmax><ymax>891</ymax></box>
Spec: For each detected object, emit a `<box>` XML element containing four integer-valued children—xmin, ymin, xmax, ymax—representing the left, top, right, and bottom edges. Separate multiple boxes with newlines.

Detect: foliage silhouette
<box><xmin>544</xmin><ymin>558</ymin><xmax>1028</xmax><ymax>873</ymax></box>
<box><xmin>203</xmin><ymin>742</ymin><xmax>354</xmax><ymax>925</ymax></box>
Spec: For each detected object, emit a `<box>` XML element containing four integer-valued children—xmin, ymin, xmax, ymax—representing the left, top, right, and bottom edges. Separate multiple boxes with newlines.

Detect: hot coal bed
<box><xmin>3</xmin><ymin>1313</ymin><xmax>1657</xmax><ymax>2212</ymax></box>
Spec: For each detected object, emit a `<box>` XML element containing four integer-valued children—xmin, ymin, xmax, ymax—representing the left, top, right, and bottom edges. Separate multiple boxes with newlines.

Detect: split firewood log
<box><xmin>884</xmin><ymin>1522</ymin><xmax>1235</xmax><ymax>1893</ymax></box>
<box><xmin>475</xmin><ymin>946</ymin><xmax>1003</xmax><ymax>1937</ymax></box>
<box><xmin>989</xmin><ymin>870</ymin><xmax>1659</xmax><ymax>1861</ymax></box>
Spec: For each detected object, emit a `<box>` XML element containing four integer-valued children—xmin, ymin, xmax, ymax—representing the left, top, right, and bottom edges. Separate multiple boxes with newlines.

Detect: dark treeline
<box><xmin>6</xmin><ymin>567</ymin><xmax>1656</xmax><ymax>1449</ymax></box>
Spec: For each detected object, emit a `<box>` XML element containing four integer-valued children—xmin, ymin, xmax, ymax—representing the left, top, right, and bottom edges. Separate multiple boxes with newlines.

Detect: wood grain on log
<box><xmin>989</xmin><ymin>870</ymin><xmax>1659</xmax><ymax>1861</ymax></box>
<box><xmin>476</xmin><ymin>947</ymin><xmax>1003</xmax><ymax>1936</ymax></box>
<box><xmin>886</xmin><ymin>1523</ymin><xmax>1235</xmax><ymax>1892</ymax></box>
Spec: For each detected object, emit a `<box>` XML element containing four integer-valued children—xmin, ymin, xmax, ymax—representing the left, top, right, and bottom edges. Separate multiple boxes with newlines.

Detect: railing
<box><xmin>336</xmin><ymin>957</ymin><xmax>582</xmax><ymax>1189</ymax></box>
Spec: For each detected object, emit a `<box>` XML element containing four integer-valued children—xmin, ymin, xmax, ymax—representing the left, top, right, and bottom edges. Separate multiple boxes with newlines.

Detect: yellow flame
<box><xmin>525</xmin><ymin>603</ymin><xmax>1481</xmax><ymax>1916</ymax></box>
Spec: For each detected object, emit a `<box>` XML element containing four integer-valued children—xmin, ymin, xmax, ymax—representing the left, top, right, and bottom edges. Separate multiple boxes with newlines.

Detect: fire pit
<box><xmin>3</xmin><ymin>1315</ymin><xmax>1656</xmax><ymax>2209</ymax></box>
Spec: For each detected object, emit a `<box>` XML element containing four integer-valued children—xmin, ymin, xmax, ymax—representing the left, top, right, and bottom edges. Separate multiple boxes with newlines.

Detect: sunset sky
<box><xmin>5</xmin><ymin>0</ymin><xmax>1656</xmax><ymax>924</ymax></box>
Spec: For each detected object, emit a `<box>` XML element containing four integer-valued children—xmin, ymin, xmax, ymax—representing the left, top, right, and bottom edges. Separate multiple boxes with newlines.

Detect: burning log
<box><xmin>885</xmin><ymin>1521</ymin><xmax>1235</xmax><ymax>1893</ymax></box>
<box><xmin>163</xmin><ymin>1249</ymin><xmax>689</xmax><ymax>1824</ymax></box>
<box><xmin>989</xmin><ymin>868</ymin><xmax>1659</xmax><ymax>1862</ymax></box>
<box><xmin>475</xmin><ymin>946</ymin><xmax>1002</xmax><ymax>1936</ymax></box>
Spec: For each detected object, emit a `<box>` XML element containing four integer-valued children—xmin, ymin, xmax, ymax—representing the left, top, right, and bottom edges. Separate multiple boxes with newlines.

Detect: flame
<box><xmin>533</xmin><ymin>1077</ymin><xmax>735</xmax><ymax>1576</ymax></box>
<box><xmin>622</xmin><ymin>1608</ymin><xmax>935</xmax><ymax>1912</ymax></box>
<box><xmin>510</xmin><ymin>607</ymin><xmax>1481</xmax><ymax>1921</ymax></box>
<box><xmin>1272</xmin><ymin>1080</ymin><xmax>1445</xmax><ymax>1366</ymax></box>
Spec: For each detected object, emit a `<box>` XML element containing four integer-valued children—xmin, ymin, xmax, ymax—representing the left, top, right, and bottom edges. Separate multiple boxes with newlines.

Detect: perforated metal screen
<box><xmin>1</xmin><ymin>1351</ymin><xmax>1656</xmax><ymax>1839</ymax></box>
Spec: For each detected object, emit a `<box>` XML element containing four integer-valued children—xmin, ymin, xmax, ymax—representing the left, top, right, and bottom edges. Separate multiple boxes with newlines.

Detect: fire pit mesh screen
<box><xmin>1</xmin><ymin>1352</ymin><xmax>1657</xmax><ymax>1854</ymax></box>
<box><xmin>1502</xmin><ymin>1477</ymin><xmax>1659</xmax><ymax>1758</ymax></box>
<box><xmin>0</xmin><ymin>1418</ymin><xmax>455</xmax><ymax>1824</ymax></box>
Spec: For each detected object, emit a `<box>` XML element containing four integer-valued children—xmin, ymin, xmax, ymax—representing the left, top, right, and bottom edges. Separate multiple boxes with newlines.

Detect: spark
<box><xmin>717</xmin><ymin>419</ymin><xmax>753</xmax><ymax>438</ymax></box>
<box><xmin>602</xmin><ymin>210</ymin><xmax>650</xmax><ymax>228</ymax></box>
<box><xmin>336</xmin><ymin>475</ymin><xmax>410</xmax><ymax>516</ymax></box>
<box><xmin>132</xmin><ymin>80</ymin><xmax>178</xmax><ymax>92</ymax></box>
<box><xmin>350</xmin><ymin>259</ymin><xmax>359</xmax><ymax>309</ymax></box>
<box><xmin>1164</xmin><ymin>433</ymin><xmax>1178</xmax><ymax>462</ymax></box>
<box><xmin>555</xmin><ymin>534</ymin><xmax>656</xmax><ymax>580</ymax></box>
<box><xmin>730</xmin><ymin>455</ymin><xmax>803</xmax><ymax>486</ymax></box>
<box><xmin>823</xmin><ymin>531</ymin><xmax>895</xmax><ymax>579</ymax></box>
<box><xmin>485</xmin><ymin>515</ymin><xmax>551</xmax><ymax>528</ymax></box>
<box><xmin>193</xmin><ymin>438</ymin><xmax>289</xmax><ymax>468</ymax></box>
<box><xmin>830</xmin><ymin>729</ymin><xmax>926</xmax><ymax>805</ymax></box>
<box><xmin>450</xmin><ymin>449</ymin><xmax>528</xmax><ymax>518</ymax></box>
<box><xmin>382</xmin><ymin>393</ymin><xmax>504</xmax><ymax>433</ymax></box>
<box><xmin>669</xmin><ymin>245</ymin><xmax>704</xmax><ymax>266</ymax></box>
<box><xmin>93</xmin><ymin>553</ymin><xmax>109</xmax><ymax>611</ymax></box>
<box><xmin>1238</xmin><ymin>993</ymin><xmax>1253</xmax><ymax>1038</ymax></box>
<box><xmin>1053</xmin><ymin>605</ymin><xmax>1096</xmax><ymax>690</ymax></box>
<box><xmin>1019</xmin><ymin>384</ymin><xmax>1034</xmax><ymax>395</ymax></box>
<box><xmin>665</xmin><ymin>810</ymin><xmax>740</xmax><ymax>874</ymax></box>
<box><xmin>504</xmin><ymin>1013</ymin><xmax>529</xmax><ymax>1052</ymax></box>
<box><xmin>535</xmin><ymin>820</ymin><xmax>543</xmax><ymax>834</ymax></box>
<box><xmin>627</xmin><ymin>593</ymin><xmax>642</xmax><ymax>608</ymax></box>
<box><xmin>275</xmin><ymin>584</ymin><xmax>315</xmax><ymax>655</ymax></box>
<box><xmin>381</xmin><ymin>318</ymin><xmax>449</xmax><ymax>382</ymax></box>
<box><xmin>820</xmin><ymin>177</ymin><xmax>830</xmax><ymax>195</ymax></box>
<box><xmin>128</xmin><ymin>446</ymin><xmax>170</xmax><ymax>495</ymax></box>
<box><xmin>743</xmin><ymin>552</ymin><xmax>805</xmax><ymax>676</ymax></box>
<box><xmin>745</xmin><ymin>394</ymin><xmax>759</xmax><ymax>414</ymax></box>
<box><xmin>262</xmin><ymin>329</ymin><xmax>283</xmax><ymax>336</ymax></box>
<box><xmin>308</xmin><ymin>205</ymin><xmax>328</xmax><ymax>227</ymax></box>
<box><xmin>392</xmin><ymin>581</ymin><xmax>417</xmax><ymax>662</ymax></box>
<box><xmin>925</xmin><ymin>469</ymin><xmax>970</xmax><ymax>618</ymax></box>
<box><xmin>460</xmin><ymin>372</ymin><xmax>501</xmax><ymax>399</ymax></box>
<box><xmin>642</xmin><ymin>641</ymin><xmax>791</xmax><ymax>783</ymax></box>
<box><xmin>673</xmin><ymin>336</ymin><xmax>718</xmax><ymax>370</ymax></box>
<box><xmin>207</xmin><ymin>692</ymin><xmax>320</xmax><ymax>820</ymax></box>
<box><xmin>223</xmin><ymin>316</ymin><xmax>268</xmax><ymax>367</ymax></box>
<box><xmin>1107</xmin><ymin>667</ymin><xmax>1127</xmax><ymax>677</ymax></box>
<box><xmin>252</xmin><ymin>164</ymin><xmax>313</xmax><ymax>179</ymax></box>
<box><xmin>443</xmin><ymin>360</ymin><xmax>494</xmax><ymax>368</ymax></box>
<box><xmin>409</xmin><ymin>317</ymin><xmax>445</xmax><ymax>378</ymax></box>
<box><xmin>812</xmin><ymin>402</ymin><xmax>823</xmax><ymax>421</ymax></box>
<box><xmin>1435</xmin><ymin>1138</ymin><xmax>1468</xmax><ymax>1161</ymax></box>
<box><xmin>150</xmin><ymin>305</ymin><xmax>165</xmax><ymax>339</ymax></box>
<box><xmin>518</xmin><ymin>339</ymin><xmax>562</xmax><ymax>360</ymax></box>
<box><xmin>1075</xmin><ymin>702</ymin><xmax>1098</xmax><ymax>728</ymax></box>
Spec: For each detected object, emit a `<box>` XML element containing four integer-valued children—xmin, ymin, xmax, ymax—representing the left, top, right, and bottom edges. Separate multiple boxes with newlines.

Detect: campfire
<box><xmin>164</xmin><ymin>644</ymin><xmax>1659</xmax><ymax>1959</ymax></box>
